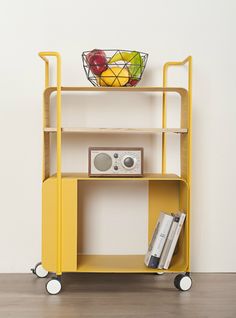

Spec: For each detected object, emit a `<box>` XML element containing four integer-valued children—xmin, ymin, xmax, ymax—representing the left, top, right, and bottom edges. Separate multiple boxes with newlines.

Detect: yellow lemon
<box><xmin>99</xmin><ymin>67</ymin><xmax>129</xmax><ymax>87</ymax></box>
<box><xmin>97</xmin><ymin>76</ymin><xmax>107</xmax><ymax>86</ymax></box>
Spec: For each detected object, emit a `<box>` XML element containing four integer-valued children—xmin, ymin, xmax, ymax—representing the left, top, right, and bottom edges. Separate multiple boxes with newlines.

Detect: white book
<box><xmin>163</xmin><ymin>212</ymin><xmax>186</xmax><ymax>270</ymax></box>
<box><xmin>158</xmin><ymin>215</ymin><xmax>180</xmax><ymax>269</ymax></box>
<box><xmin>144</xmin><ymin>212</ymin><xmax>173</xmax><ymax>268</ymax></box>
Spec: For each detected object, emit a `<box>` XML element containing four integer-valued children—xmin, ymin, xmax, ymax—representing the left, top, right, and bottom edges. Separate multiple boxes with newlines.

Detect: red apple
<box><xmin>86</xmin><ymin>49</ymin><xmax>108</xmax><ymax>75</ymax></box>
<box><xmin>128</xmin><ymin>79</ymin><xmax>139</xmax><ymax>86</ymax></box>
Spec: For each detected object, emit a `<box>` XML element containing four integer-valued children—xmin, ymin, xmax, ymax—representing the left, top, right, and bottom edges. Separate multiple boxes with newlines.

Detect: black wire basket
<box><xmin>82</xmin><ymin>49</ymin><xmax>148</xmax><ymax>87</ymax></box>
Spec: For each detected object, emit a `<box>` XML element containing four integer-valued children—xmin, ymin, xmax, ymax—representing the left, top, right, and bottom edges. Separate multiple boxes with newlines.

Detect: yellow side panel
<box><xmin>180</xmin><ymin>181</ymin><xmax>190</xmax><ymax>271</ymax></box>
<box><xmin>42</xmin><ymin>177</ymin><xmax>78</xmax><ymax>272</ymax></box>
<box><xmin>61</xmin><ymin>178</ymin><xmax>77</xmax><ymax>271</ymax></box>
<box><xmin>148</xmin><ymin>180</ymin><xmax>189</xmax><ymax>272</ymax></box>
<box><xmin>42</xmin><ymin>178</ymin><xmax>57</xmax><ymax>272</ymax></box>
<box><xmin>148</xmin><ymin>181</ymin><xmax>180</xmax><ymax>241</ymax></box>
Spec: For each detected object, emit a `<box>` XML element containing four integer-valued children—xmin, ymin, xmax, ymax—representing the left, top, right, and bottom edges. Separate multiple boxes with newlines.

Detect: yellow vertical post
<box><xmin>41</xmin><ymin>57</ymin><xmax>49</xmax><ymax>181</ymax></box>
<box><xmin>162</xmin><ymin>56</ymin><xmax>192</xmax><ymax>178</ymax></box>
<box><xmin>39</xmin><ymin>52</ymin><xmax>62</xmax><ymax>276</ymax></box>
<box><xmin>187</xmin><ymin>56</ymin><xmax>192</xmax><ymax>189</ymax></box>
<box><xmin>45</xmin><ymin>61</ymin><xmax>49</xmax><ymax>88</ymax></box>
<box><xmin>162</xmin><ymin>68</ymin><xmax>167</xmax><ymax>174</ymax></box>
<box><xmin>186</xmin><ymin>56</ymin><xmax>192</xmax><ymax>272</ymax></box>
<box><xmin>162</xmin><ymin>56</ymin><xmax>192</xmax><ymax>272</ymax></box>
<box><xmin>56</xmin><ymin>54</ymin><xmax>62</xmax><ymax>276</ymax></box>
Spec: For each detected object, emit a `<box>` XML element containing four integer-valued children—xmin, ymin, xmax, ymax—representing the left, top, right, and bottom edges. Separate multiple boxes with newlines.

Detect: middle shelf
<box><xmin>48</xmin><ymin>172</ymin><xmax>187</xmax><ymax>182</ymax></box>
<box><xmin>44</xmin><ymin>127</ymin><xmax>188</xmax><ymax>134</ymax></box>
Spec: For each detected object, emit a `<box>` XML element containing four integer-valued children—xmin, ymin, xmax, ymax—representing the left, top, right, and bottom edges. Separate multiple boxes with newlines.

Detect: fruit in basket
<box><xmin>97</xmin><ymin>77</ymin><xmax>107</xmax><ymax>86</ymax></box>
<box><xmin>82</xmin><ymin>49</ymin><xmax>148</xmax><ymax>87</ymax></box>
<box><xmin>109</xmin><ymin>51</ymin><xmax>143</xmax><ymax>81</ymax></box>
<box><xmin>128</xmin><ymin>79</ymin><xmax>139</xmax><ymax>86</ymax></box>
<box><xmin>98</xmin><ymin>67</ymin><xmax>130</xmax><ymax>87</ymax></box>
<box><xmin>109</xmin><ymin>51</ymin><xmax>135</xmax><ymax>64</ymax></box>
<box><xmin>87</xmin><ymin>49</ymin><xmax>108</xmax><ymax>75</ymax></box>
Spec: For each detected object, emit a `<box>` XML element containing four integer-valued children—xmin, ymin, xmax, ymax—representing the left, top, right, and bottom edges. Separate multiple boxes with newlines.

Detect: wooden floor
<box><xmin>0</xmin><ymin>273</ymin><xmax>235</xmax><ymax>318</ymax></box>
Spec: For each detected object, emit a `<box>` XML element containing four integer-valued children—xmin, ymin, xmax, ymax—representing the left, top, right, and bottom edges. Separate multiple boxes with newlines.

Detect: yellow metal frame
<box><xmin>162</xmin><ymin>56</ymin><xmax>192</xmax><ymax>175</ymax></box>
<box><xmin>39</xmin><ymin>52</ymin><xmax>192</xmax><ymax>275</ymax></box>
<box><xmin>162</xmin><ymin>56</ymin><xmax>192</xmax><ymax>271</ymax></box>
<box><xmin>39</xmin><ymin>52</ymin><xmax>62</xmax><ymax>275</ymax></box>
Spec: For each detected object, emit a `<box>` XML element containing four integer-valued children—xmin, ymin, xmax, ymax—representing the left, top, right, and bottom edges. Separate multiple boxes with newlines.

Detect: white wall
<box><xmin>0</xmin><ymin>0</ymin><xmax>236</xmax><ymax>272</ymax></box>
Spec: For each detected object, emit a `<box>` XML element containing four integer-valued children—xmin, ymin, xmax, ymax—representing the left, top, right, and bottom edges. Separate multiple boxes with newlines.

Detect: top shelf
<box><xmin>39</xmin><ymin>53</ymin><xmax>191</xmax><ymax>98</ymax></box>
<box><xmin>44</xmin><ymin>86</ymin><xmax>188</xmax><ymax>96</ymax></box>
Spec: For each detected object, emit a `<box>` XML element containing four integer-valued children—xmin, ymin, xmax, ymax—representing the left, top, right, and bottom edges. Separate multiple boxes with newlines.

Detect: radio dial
<box><xmin>122</xmin><ymin>155</ymin><xmax>136</xmax><ymax>169</ymax></box>
<box><xmin>124</xmin><ymin>157</ymin><xmax>134</xmax><ymax>167</ymax></box>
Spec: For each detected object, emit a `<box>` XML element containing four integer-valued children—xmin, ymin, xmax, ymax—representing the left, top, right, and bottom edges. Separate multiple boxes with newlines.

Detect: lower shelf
<box><xmin>76</xmin><ymin>255</ymin><xmax>187</xmax><ymax>273</ymax></box>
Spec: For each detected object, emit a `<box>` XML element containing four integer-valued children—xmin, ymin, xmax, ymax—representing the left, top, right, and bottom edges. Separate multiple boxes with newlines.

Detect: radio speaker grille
<box><xmin>94</xmin><ymin>153</ymin><xmax>112</xmax><ymax>171</ymax></box>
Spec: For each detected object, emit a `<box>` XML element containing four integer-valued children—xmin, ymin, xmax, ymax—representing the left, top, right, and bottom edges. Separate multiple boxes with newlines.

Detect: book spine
<box><xmin>145</xmin><ymin>213</ymin><xmax>173</xmax><ymax>268</ymax></box>
<box><xmin>154</xmin><ymin>216</ymin><xmax>173</xmax><ymax>259</ymax></box>
<box><xmin>144</xmin><ymin>213</ymin><xmax>164</xmax><ymax>267</ymax></box>
<box><xmin>145</xmin><ymin>254</ymin><xmax>159</xmax><ymax>268</ymax></box>
<box><xmin>163</xmin><ymin>213</ymin><xmax>186</xmax><ymax>270</ymax></box>
<box><xmin>158</xmin><ymin>217</ymin><xmax>179</xmax><ymax>269</ymax></box>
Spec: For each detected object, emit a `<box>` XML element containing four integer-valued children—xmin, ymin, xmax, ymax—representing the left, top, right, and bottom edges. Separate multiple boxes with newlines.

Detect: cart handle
<box><xmin>161</xmin><ymin>56</ymin><xmax>192</xmax><ymax>174</ymax></box>
<box><xmin>38</xmin><ymin>52</ymin><xmax>61</xmax><ymax>89</ymax></box>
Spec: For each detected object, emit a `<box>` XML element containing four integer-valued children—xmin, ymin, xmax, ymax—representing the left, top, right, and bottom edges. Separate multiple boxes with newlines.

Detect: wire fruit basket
<box><xmin>82</xmin><ymin>49</ymin><xmax>148</xmax><ymax>87</ymax></box>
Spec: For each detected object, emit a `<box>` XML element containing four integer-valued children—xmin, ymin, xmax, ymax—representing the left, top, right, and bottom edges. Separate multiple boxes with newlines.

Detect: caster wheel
<box><xmin>174</xmin><ymin>274</ymin><xmax>192</xmax><ymax>291</ymax></box>
<box><xmin>46</xmin><ymin>278</ymin><xmax>62</xmax><ymax>295</ymax></box>
<box><xmin>156</xmin><ymin>272</ymin><xmax>164</xmax><ymax>275</ymax></box>
<box><xmin>31</xmin><ymin>262</ymin><xmax>49</xmax><ymax>278</ymax></box>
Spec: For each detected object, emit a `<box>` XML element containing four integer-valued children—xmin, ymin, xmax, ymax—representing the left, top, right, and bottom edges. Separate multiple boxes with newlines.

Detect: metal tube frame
<box><xmin>162</xmin><ymin>56</ymin><xmax>192</xmax><ymax>176</ymax></box>
<box><xmin>162</xmin><ymin>56</ymin><xmax>192</xmax><ymax>271</ymax></box>
<box><xmin>39</xmin><ymin>52</ymin><xmax>62</xmax><ymax>275</ymax></box>
<box><xmin>39</xmin><ymin>52</ymin><xmax>192</xmax><ymax>275</ymax></box>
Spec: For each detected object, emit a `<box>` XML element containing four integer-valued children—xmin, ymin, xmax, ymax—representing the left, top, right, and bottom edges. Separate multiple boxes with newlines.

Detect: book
<box><xmin>144</xmin><ymin>212</ymin><xmax>173</xmax><ymax>268</ymax></box>
<box><xmin>162</xmin><ymin>212</ymin><xmax>186</xmax><ymax>270</ymax></box>
<box><xmin>158</xmin><ymin>214</ymin><xmax>180</xmax><ymax>269</ymax></box>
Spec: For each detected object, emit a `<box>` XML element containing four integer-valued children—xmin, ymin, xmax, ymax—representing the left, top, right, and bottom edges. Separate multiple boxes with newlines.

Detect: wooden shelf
<box><xmin>45</xmin><ymin>86</ymin><xmax>188</xmax><ymax>95</ymax></box>
<box><xmin>76</xmin><ymin>255</ymin><xmax>187</xmax><ymax>273</ymax></box>
<box><xmin>47</xmin><ymin>172</ymin><xmax>187</xmax><ymax>182</ymax></box>
<box><xmin>44</xmin><ymin>127</ymin><xmax>188</xmax><ymax>134</ymax></box>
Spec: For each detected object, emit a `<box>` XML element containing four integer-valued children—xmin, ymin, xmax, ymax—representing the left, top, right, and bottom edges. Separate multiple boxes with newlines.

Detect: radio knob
<box><xmin>123</xmin><ymin>157</ymin><xmax>134</xmax><ymax>168</ymax></box>
<box><xmin>114</xmin><ymin>165</ymin><xmax>118</xmax><ymax>170</ymax></box>
<box><xmin>114</xmin><ymin>153</ymin><xmax>118</xmax><ymax>158</ymax></box>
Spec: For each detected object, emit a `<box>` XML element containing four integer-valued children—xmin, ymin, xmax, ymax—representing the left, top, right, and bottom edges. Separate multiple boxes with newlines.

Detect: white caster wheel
<box><xmin>46</xmin><ymin>278</ymin><xmax>62</xmax><ymax>295</ymax></box>
<box><xmin>31</xmin><ymin>262</ymin><xmax>49</xmax><ymax>278</ymax></box>
<box><xmin>174</xmin><ymin>274</ymin><xmax>192</xmax><ymax>291</ymax></box>
<box><xmin>156</xmin><ymin>272</ymin><xmax>164</xmax><ymax>275</ymax></box>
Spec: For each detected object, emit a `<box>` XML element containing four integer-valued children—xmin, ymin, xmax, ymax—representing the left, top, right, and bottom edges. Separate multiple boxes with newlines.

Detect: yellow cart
<box><xmin>31</xmin><ymin>52</ymin><xmax>192</xmax><ymax>294</ymax></box>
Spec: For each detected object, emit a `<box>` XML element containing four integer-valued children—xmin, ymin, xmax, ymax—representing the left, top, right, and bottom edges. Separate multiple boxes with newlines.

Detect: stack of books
<box><xmin>144</xmin><ymin>211</ymin><xmax>186</xmax><ymax>269</ymax></box>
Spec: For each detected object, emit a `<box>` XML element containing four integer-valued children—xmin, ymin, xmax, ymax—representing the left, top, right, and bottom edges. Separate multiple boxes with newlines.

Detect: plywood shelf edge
<box><xmin>44</xmin><ymin>127</ymin><xmax>188</xmax><ymax>134</ymax></box>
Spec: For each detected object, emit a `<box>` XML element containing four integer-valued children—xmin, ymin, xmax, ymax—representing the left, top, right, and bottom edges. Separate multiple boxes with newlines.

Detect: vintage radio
<box><xmin>89</xmin><ymin>147</ymin><xmax>143</xmax><ymax>177</ymax></box>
